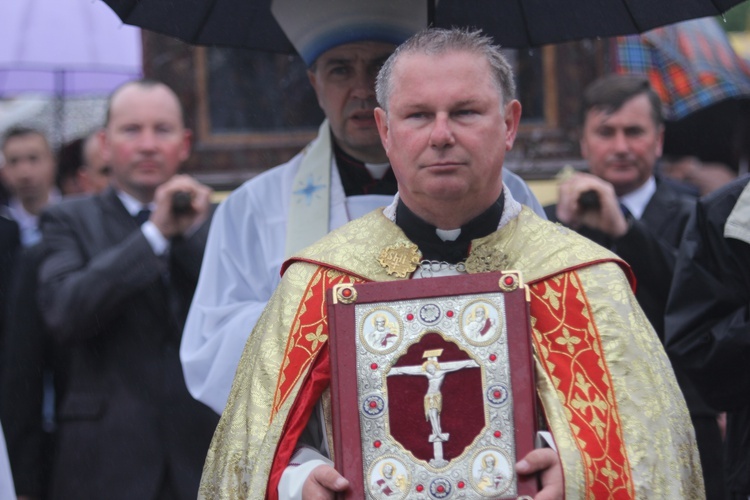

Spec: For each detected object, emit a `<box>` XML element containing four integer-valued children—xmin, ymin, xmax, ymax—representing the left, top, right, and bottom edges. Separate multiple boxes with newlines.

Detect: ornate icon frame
<box><xmin>327</xmin><ymin>271</ymin><xmax>539</xmax><ymax>500</ymax></box>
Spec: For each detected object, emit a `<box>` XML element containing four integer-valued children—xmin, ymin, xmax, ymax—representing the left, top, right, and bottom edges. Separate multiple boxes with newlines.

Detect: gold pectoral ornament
<box><xmin>378</xmin><ymin>243</ymin><xmax>422</xmax><ymax>278</ymax></box>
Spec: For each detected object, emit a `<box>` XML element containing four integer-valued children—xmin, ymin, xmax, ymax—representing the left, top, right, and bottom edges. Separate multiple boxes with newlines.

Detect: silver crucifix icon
<box><xmin>387</xmin><ymin>348</ymin><xmax>480</xmax><ymax>467</ymax></box>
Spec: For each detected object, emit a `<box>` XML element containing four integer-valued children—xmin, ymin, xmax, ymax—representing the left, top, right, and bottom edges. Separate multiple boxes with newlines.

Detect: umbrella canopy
<box><xmin>0</xmin><ymin>0</ymin><xmax>142</xmax><ymax>96</ymax></box>
<box><xmin>101</xmin><ymin>0</ymin><xmax>748</xmax><ymax>50</ymax></box>
<box><xmin>614</xmin><ymin>16</ymin><xmax>750</xmax><ymax>120</ymax></box>
<box><xmin>0</xmin><ymin>0</ymin><xmax>142</xmax><ymax>145</ymax></box>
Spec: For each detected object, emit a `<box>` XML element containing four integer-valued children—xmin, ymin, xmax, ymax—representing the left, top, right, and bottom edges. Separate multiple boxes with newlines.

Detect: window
<box><xmin>195</xmin><ymin>45</ymin><xmax>557</xmax><ymax>145</ymax></box>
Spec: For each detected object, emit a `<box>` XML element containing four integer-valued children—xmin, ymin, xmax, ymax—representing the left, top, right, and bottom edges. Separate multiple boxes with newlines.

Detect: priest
<box><xmin>199</xmin><ymin>28</ymin><xmax>703</xmax><ymax>500</ymax></box>
<box><xmin>180</xmin><ymin>0</ymin><xmax>545</xmax><ymax>416</ymax></box>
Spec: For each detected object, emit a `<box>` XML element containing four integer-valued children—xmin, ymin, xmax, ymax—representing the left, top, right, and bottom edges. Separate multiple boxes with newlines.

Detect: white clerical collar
<box><xmin>364</xmin><ymin>161</ymin><xmax>391</xmax><ymax>180</ymax></box>
<box><xmin>116</xmin><ymin>190</ymin><xmax>154</xmax><ymax>216</ymax></box>
<box><xmin>435</xmin><ymin>228</ymin><xmax>461</xmax><ymax>241</ymax></box>
<box><xmin>619</xmin><ymin>176</ymin><xmax>656</xmax><ymax>220</ymax></box>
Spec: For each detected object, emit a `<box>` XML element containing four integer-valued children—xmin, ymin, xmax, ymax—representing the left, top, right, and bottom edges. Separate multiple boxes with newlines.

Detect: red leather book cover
<box><xmin>327</xmin><ymin>271</ymin><xmax>539</xmax><ymax>500</ymax></box>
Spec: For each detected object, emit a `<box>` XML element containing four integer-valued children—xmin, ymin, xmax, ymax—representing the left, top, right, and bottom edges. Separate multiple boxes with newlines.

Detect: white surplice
<box><xmin>0</xmin><ymin>421</ymin><xmax>15</xmax><ymax>500</ymax></box>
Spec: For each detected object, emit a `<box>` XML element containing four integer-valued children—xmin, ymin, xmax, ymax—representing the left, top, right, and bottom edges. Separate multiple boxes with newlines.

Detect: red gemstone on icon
<box><xmin>494</xmin><ymin>430</ymin><xmax>502</xmax><ymax>438</ymax></box>
<box><xmin>342</xmin><ymin>288</ymin><xmax>352</xmax><ymax>297</ymax></box>
<box><xmin>370</xmin><ymin>363</ymin><xmax>378</xmax><ymax>370</ymax></box>
<box><xmin>374</xmin><ymin>440</ymin><xmax>381</xmax><ymax>448</ymax></box>
<box><xmin>504</xmin><ymin>276</ymin><xmax>514</xmax><ymax>285</ymax></box>
<box><xmin>446</xmin><ymin>310</ymin><xmax>454</xmax><ymax>317</ymax></box>
<box><xmin>489</xmin><ymin>354</ymin><xmax>497</xmax><ymax>361</ymax></box>
<box><xmin>494</xmin><ymin>390</ymin><xmax>502</xmax><ymax>398</ymax></box>
<box><xmin>457</xmin><ymin>481</ymin><xmax>465</xmax><ymax>489</ymax></box>
<box><xmin>437</xmin><ymin>485</ymin><xmax>445</xmax><ymax>493</ymax></box>
<box><xmin>369</xmin><ymin>401</ymin><xmax>377</xmax><ymax>408</ymax></box>
<box><xmin>406</xmin><ymin>313</ymin><xmax>414</xmax><ymax>321</ymax></box>
<box><xmin>416</xmin><ymin>485</ymin><xmax>424</xmax><ymax>492</ymax></box>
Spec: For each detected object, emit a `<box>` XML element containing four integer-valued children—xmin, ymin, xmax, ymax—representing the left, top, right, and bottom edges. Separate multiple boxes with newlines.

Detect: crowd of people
<box><xmin>0</xmin><ymin>8</ymin><xmax>747</xmax><ymax>500</ymax></box>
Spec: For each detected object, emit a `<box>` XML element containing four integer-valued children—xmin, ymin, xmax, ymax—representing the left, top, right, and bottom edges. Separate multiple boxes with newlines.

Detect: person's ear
<box><xmin>374</xmin><ymin>107</ymin><xmax>390</xmax><ymax>154</ymax></box>
<box><xmin>98</xmin><ymin>129</ymin><xmax>112</xmax><ymax>164</ymax></box>
<box><xmin>504</xmin><ymin>100</ymin><xmax>522</xmax><ymax>151</ymax></box>
<box><xmin>179</xmin><ymin>129</ymin><xmax>193</xmax><ymax>164</ymax></box>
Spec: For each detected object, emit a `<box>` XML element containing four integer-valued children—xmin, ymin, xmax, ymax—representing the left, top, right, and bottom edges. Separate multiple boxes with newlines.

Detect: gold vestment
<box><xmin>200</xmin><ymin>207</ymin><xmax>704</xmax><ymax>499</ymax></box>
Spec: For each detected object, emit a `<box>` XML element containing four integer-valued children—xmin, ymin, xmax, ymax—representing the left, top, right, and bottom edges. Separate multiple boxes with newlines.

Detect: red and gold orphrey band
<box><xmin>198</xmin><ymin>208</ymin><xmax>702</xmax><ymax>500</ymax></box>
<box><xmin>271</xmin><ymin>268</ymin><xmax>363</xmax><ymax>419</ymax></box>
<box><xmin>272</xmin><ymin>269</ymin><xmax>637</xmax><ymax>495</ymax></box>
<box><xmin>530</xmin><ymin>272</ymin><xmax>635</xmax><ymax>498</ymax></box>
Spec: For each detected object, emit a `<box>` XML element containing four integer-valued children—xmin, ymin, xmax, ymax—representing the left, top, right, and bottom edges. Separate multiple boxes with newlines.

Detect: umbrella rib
<box><xmin>708</xmin><ymin>0</ymin><xmax>727</xmax><ymax>14</ymax></box>
<box><xmin>620</xmin><ymin>0</ymin><xmax>642</xmax><ymax>32</ymax></box>
<box><xmin>114</xmin><ymin>0</ymin><xmax>139</xmax><ymax>21</ymax></box>
<box><xmin>190</xmin><ymin>0</ymin><xmax>223</xmax><ymax>42</ymax></box>
<box><xmin>516</xmin><ymin>0</ymin><xmax>534</xmax><ymax>47</ymax></box>
<box><xmin>16</xmin><ymin>0</ymin><xmax>37</xmax><ymax>60</ymax></box>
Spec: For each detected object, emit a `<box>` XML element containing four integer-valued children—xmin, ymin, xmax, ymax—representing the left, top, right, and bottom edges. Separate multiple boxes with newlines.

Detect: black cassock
<box><xmin>666</xmin><ymin>175</ymin><xmax>750</xmax><ymax>498</ymax></box>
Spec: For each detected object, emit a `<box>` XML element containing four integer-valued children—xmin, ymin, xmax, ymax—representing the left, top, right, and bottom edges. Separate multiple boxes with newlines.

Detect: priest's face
<box><xmin>308</xmin><ymin>41</ymin><xmax>395</xmax><ymax>164</ymax></box>
<box><xmin>375</xmin><ymin>50</ymin><xmax>521</xmax><ymax>227</ymax></box>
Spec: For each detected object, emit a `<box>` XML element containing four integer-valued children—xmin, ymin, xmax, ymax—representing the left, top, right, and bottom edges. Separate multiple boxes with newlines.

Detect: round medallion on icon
<box><xmin>360</xmin><ymin>309</ymin><xmax>402</xmax><ymax>354</ymax></box>
<box><xmin>460</xmin><ymin>300</ymin><xmax>503</xmax><ymax>346</ymax></box>
<box><xmin>367</xmin><ymin>457</ymin><xmax>410</xmax><ymax>500</ymax></box>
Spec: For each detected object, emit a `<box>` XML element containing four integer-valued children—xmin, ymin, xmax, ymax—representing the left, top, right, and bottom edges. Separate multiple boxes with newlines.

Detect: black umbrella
<box><xmin>102</xmin><ymin>0</ymin><xmax>747</xmax><ymax>51</ymax></box>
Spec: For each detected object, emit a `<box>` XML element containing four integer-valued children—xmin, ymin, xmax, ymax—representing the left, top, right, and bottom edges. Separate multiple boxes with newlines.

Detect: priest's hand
<box><xmin>556</xmin><ymin>172</ymin><xmax>628</xmax><ymax>238</ymax></box>
<box><xmin>302</xmin><ymin>464</ymin><xmax>349</xmax><ymax>499</ymax></box>
<box><xmin>515</xmin><ymin>448</ymin><xmax>563</xmax><ymax>500</ymax></box>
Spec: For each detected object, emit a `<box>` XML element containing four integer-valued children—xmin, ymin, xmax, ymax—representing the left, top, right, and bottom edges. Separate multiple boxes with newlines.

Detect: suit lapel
<box><xmin>99</xmin><ymin>188</ymin><xmax>141</xmax><ymax>244</ymax></box>
<box><xmin>98</xmin><ymin>188</ymin><xmax>173</xmax><ymax>327</ymax></box>
<box><xmin>641</xmin><ymin>179</ymin><xmax>689</xmax><ymax>247</ymax></box>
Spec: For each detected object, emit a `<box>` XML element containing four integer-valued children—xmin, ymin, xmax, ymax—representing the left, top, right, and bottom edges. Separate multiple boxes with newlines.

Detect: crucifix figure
<box><xmin>388</xmin><ymin>348</ymin><xmax>479</xmax><ymax>467</ymax></box>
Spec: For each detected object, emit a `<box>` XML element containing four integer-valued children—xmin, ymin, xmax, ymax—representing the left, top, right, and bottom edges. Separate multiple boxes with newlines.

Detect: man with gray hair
<box><xmin>180</xmin><ymin>0</ymin><xmax>545</xmax><ymax>417</ymax></box>
<box><xmin>200</xmin><ymin>29</ymin><xmax>701</xmax><ymax>499</ymax></box>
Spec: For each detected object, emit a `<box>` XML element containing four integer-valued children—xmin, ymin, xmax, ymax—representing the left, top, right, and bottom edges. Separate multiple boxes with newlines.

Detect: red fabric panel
<box><xmin>267</xmin><ymin>349</ymin><xmax>332</xmax><ymax>500</ymax></box>
<box><xmin>529</xmin><ymin>271</ymin><xmax>635</xmax><ymax>498</ymax></box>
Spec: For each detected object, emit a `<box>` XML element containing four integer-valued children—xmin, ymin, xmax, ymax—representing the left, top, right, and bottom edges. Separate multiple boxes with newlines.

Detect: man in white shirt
<box><xmin>546</xmin><ymin>74</ymin><xmax>722</xmax><ymax>500</ymax></box>
<box><xmin>0</xmin><ymin>127</ymin><xmax>60</xmax><ymax>247</ymax></box>
<box><xmin>36</xmin><ymin>79</ymin><xmax>218</xmax><ymax>500</ymax></box>
<box><xmin>181</xmin><ymin>0</ymin><xmax>545</xmax><ymax>415</ymax></box>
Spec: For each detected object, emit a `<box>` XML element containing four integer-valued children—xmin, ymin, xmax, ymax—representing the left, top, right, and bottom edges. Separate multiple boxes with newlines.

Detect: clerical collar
<box><xmin>332</xmin><ymin>139</ymin><xmax>397</xmax><ymax>196</ymax></box>
<box><xmin>396</xmin><ymin>194</ymin><xmax>505</xmax><ymax>264</ymax></box>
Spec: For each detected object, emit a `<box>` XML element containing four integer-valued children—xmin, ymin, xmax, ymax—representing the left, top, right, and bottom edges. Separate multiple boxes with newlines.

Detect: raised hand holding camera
<box><xmin>151</xmin><ymin>174</ymin><xmax>212</xmax><ymax>238</ymax></box>
<box><xmin>170</xmin><ymin>190</ymin><xmax>195</xmax><ymax>216</ymax></box>
<box><xmin>556</xmin><ymin>172</ymin><xmax>629</xmax><ymax>238</ymax></box>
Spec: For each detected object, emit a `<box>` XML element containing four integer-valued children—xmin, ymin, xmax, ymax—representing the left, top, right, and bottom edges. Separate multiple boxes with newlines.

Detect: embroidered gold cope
<box><xmin>199</xmin><ymin>207</ymin><xmax>703</xmax><ymax>500</ymax></box>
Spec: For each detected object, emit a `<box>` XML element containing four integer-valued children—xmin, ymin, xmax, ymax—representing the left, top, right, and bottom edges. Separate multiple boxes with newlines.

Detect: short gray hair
<box><xmin>375</xmin><ymin>28</ymin><xmax>516</xmax><ymax>111</ymax></box>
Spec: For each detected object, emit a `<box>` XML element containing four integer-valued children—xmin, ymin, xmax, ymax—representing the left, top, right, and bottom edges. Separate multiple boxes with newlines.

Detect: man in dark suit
<box><xmin>545</xmin><ymin>74</ymin><xmax>722</xmax><ymax>499</ymax></box>
<box><xmin>0</xmin><ymin>211</ymin><xmax>20</xmax><ymax>498</ymax></box>
<box><xmin>0</xmin><ymin>127</ymin><xmax>59</xmax><ymax>248</ymax></box>
<box><xmin>666</xmin><ymin>175</ymin><xmax>750</xmax><ymax>499</ymax></box>
<box><xmin>0</xmin><ymin>209</ymin><xmax>20</xmax><ymax>353</ymax></box>
<box><xmin>36</xmin><ymin>79</ymin><xmax>217</xmax><ymax>500</ymax></box>
<box><xmin>0</xmin><ymin>134</ymin><xmax>111</xmax><ymax>498</ymax></box>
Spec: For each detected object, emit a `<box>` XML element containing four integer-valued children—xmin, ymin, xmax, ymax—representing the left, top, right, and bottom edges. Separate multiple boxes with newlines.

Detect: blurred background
<box><xmin>2</xmin><ymin>0</ymin><xmax>750</xmax><ymax>203</ymax></box>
